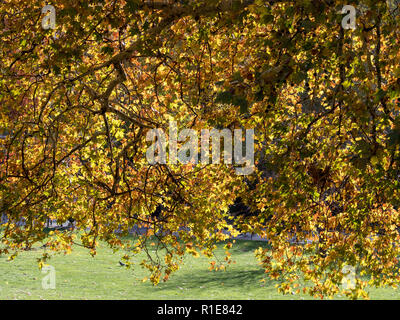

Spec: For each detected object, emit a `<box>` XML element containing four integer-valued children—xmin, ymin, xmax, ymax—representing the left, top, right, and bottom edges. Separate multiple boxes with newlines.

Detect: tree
<box><xmin>1</xmin><ymin>0</ymin><xmax>400</xmax><ymax>299</ymax></box>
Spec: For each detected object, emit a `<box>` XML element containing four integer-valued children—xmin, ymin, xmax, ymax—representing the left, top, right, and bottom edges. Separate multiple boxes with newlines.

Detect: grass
<box><xmin>0</xmin><ymin>237</ymin><xmax>399</xmax><ymax>300</ymax></box>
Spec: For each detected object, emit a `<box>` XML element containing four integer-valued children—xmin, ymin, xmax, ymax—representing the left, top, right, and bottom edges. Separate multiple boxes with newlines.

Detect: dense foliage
<box><xmin>1</xmin><ymin>0</ymin><xmax>400</xmax><ymax>299</ymax></box>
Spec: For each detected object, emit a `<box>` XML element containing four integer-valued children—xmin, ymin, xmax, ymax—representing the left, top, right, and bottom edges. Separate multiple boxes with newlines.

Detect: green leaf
<box><xmin>125</xmin><ymin>0</ymin><xmax>139</xmax><ymax>13</ymax></box>
<box><xmin>215</xmin><ymin>91</ymin><xmax>233</xmax><ymax>104</ymax></box>
<box><xmin>101</xmin><ymin>46</ymin><xmax>114</xmax><ymax>55</ymax></box>
<box><xmin>374</xmin><ymin>89</ymin><xmax>386</xmax><ymax>103</ymax></box>
<box><xmin>232</xmin><ymin>96</ymin><xmax>249</xmax><ymax>114</ymax></box>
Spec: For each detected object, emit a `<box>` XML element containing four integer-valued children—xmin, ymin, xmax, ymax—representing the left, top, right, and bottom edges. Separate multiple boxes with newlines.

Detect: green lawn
<box><xmin>0</xmin><ymin>238</ymin><xmax>399</xmax><ymax>300</ymax></box>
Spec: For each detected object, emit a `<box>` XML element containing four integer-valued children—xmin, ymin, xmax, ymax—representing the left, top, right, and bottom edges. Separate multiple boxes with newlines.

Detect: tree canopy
<box><xmin>2</xmin><ymin>0</ymin><xmax>400</xmax><ymax>299</ymax></box>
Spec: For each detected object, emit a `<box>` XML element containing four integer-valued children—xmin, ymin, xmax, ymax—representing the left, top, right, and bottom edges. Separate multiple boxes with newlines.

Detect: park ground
<box><xmin>0</xmin><ymin>238</ymin><xmax>399</xmax><ymax>300</ymax></box>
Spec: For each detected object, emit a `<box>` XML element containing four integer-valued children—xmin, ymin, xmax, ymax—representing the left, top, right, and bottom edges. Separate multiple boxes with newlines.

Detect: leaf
<box><xmin>215</xmin><ymin>91</ymin><xmax>233</xmax><ymax>104</ymax></box>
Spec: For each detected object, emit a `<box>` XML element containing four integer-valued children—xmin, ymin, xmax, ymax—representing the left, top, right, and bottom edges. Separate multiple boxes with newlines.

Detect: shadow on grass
<box><xmin>151</xmin><ymin>240</ymin><xmax>276</xmax><ymax>296</ymax></box>
<box><xmin>229</xmin><ymin>240</ymin><xmax>271</xmax><ymax>252</ymax></box>
<box><xmin>157</xmin><ymin>267</ymin><xmax>270</xmax><ymax>292</ymax></box>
